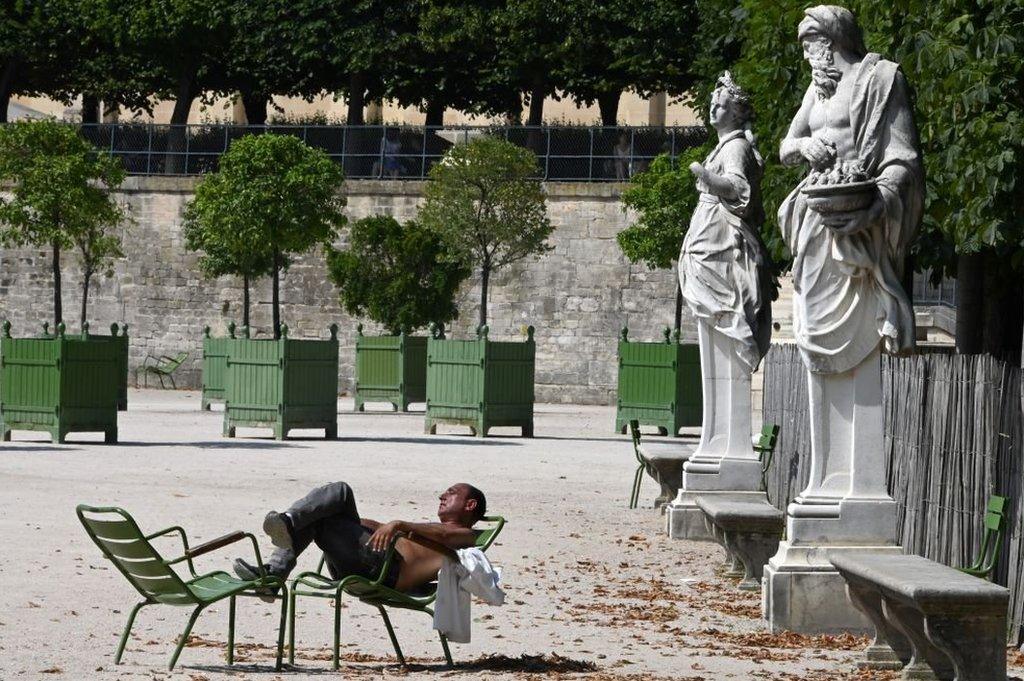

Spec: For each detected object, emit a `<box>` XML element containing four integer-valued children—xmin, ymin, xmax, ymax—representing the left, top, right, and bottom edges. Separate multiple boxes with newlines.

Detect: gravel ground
<box><xmin>0</xmin><ymin>389</ymin><xmax>968</xmax><ymax>680</ymax></box>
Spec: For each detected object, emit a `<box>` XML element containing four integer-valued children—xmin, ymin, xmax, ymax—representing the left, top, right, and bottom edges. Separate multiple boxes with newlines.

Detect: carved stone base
<box><xmin>763</xmin><ymin>543</ymin><xmax>901</xmax><ymax>634</ymax></box>
<box><xmin>666</xmin><ymin>488</ymin><xmax>767</xmax><ymax>541</ymax></box>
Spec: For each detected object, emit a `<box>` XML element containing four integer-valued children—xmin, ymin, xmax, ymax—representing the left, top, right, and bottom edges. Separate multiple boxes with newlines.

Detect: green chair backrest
<box><xmin>754</xmin><ymin>422</ymin><xmax>780</xmax><ymax>454</ymax></box>
<box><xmin>968</xmin><ymin>494</ymin><xmax>1010</xmax><ymax>577</ymax></box>
<box><xmin>474</xmin><ymin>515</ymin><xmax>505</xmax><ymax>551</ymax></box>
<box><xmin>77</xmin><ymin>505</ymin><xmax>196</xmax><ymax>606</ymax></box>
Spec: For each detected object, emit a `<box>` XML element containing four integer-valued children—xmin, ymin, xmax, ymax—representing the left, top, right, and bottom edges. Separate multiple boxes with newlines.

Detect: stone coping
<box><xmin>115</xmin><ymin>175</ymin><xmax>628</xmax><ymax>198</ymax></box>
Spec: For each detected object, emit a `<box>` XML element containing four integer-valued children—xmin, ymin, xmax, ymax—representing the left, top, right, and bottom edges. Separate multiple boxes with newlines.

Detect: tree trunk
<box><xmin>52</xmin><ymin>240</ymin><xmax>63</xmax><ymax>327</ymax></box>
<box><xmin>478</xmin><ymin>263</ymin><xmax>490</xmax><ymax>329</ymax></box>
<box><xmin>347</xmin><ymin>73</ymin><xmax>366</xmax><ymax>125</ymax></box>
<box><xmin>424</xmin><ymin>100</ymin><xmax>445</xmax><ymax>127</ymax></box>
<box><xmin>166</xmin><ymin>73</ymin><xmax>196</xmax><ymax>174</ymax></box>
<box><xmin>597</xmin><ymin>90</ymin><xmax>622</xmax><ymax>127</ymax></box>
<box><xmin>242</xmin><ymin>273</ymin><xmax>250</xmax><ymax>328</ymax></box>
<box><xmin>527</xmin><ymin>83</ymin><xmax>545</xmax><ymax>127</ymax></box>
<box><xmin>241</xmin><ymin>91</ymin><xmax>268</xmax><ymax>125</ymax></box>
<box><xmin>80</xmin><ymin>268</ymin><xmax>93</xmax><ymax>329</ymax></box>
<box><xmin>955</xmin><ymin>251</ymin><xmax>984</xmax><ymax>354</ymax></box>
<box><xmin>81</xmin><ymin>94</ymin><xmax>100</xmax><ymax>124</ymax></box>
<box><xmin>674</xmin><ymin>282</ymin><xmax>683</xmax><ymax>333</ymax></box>
<box><xmin>271</xmin><ymin>250</ymin><xmax>281</xmax><ymax>339</ymax></box>
<box><xmin>0</xmin><ymin>58</ymin><xmax>19</xmax><ymax>124</ymax></box>
<box><xmin>981</xmin><ymin>251</ymin><xmax>1023</xmax><ymax>361</ymax></box>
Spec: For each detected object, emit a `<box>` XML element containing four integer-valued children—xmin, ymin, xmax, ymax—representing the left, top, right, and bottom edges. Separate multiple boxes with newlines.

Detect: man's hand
<box><xmin>800</xmin><ymin>137</ymin><xmax>837</xmax><ymax>170</ymax></box>
<box><xmin>368</xmin><ymin>520</ymin><xmax>406</xmax><ymax>553</ymax></box>
<box><xmin>689</xmin><ymin>161</ymin><xmax>706</xmax><ymax>179</ymax></box>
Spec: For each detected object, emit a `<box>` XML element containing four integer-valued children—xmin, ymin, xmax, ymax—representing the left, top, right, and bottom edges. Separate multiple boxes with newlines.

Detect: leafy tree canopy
<box><xmin>419</xmin><ymin>135</ymin><xmax>553</xmax><ymax>326</ymax></box>
<box><xmin>0</xmin><ymin>119</ymin><xmax>126</xmax><ymax>325</ymax></box>
<box><xmin>328</xmin><ymin>215</ymin><xmax>470</xmax><ymax>334</ymax></box>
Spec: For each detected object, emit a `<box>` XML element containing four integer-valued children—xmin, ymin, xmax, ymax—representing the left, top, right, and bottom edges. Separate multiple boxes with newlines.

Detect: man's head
<box><xmin>798</xmin><ymin>5</ymin><xmax>866</xmax><ymax>100</ymax></box>
<box><xmin>437</xmin><ymin>483</ymin><xmax>487</xmax><ymax>526</ymax></box>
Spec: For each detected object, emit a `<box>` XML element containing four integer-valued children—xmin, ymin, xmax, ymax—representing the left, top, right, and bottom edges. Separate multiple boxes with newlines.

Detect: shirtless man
<box><xmin>233</xmin><ymin>481</ymin><xmax>486</xmax><ymax>595</ymax></box>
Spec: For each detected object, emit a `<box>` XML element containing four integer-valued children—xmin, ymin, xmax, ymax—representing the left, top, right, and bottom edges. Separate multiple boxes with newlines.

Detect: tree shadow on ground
<box><xmin>338</xmin><ymin>436</ymin><xmax>520</xmax><ymax>447</ymax></box>
<box><xmin>112</xmin><ymin>440</ymin><xmax>303</xmax><ymax>449</ymax></box>
<box><xmin>0</xmin><ymin>445</ymin><xmax>82</xmax><ymax>452</ymax></box>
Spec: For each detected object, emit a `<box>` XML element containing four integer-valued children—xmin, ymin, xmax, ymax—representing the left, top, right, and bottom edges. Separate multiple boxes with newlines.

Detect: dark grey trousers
<box><xmin>266</xmin><ymin>481</ymin><xmax>393</xmax><ymax>583</ymax></box>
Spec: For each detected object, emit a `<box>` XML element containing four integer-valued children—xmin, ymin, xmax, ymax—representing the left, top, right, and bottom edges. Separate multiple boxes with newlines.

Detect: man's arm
<box><xmin>369</xmin><ymin>520</ymin><xmax>477</xmax><ymax>552</ymax></box>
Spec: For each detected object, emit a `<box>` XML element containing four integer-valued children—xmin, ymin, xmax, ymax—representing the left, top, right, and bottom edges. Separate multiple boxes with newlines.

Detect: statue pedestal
<box><xmin>666</xmin><ymin>458</ymin><xmax>765</xmax><ymax>540</ymax></box>
<box><xmin>667</xmin><ymin>321</ymin><xmax>764</xmax><ymax>540</ymax></box>
<box><xmin>763</xmin><ymin>498</ymin><xmax>901</xmax><ymax>634</ymax></box>
<box><xmin>763</xmin><ymin>350</ymin><xmax>900</xmax><ymax>634</ymax></box>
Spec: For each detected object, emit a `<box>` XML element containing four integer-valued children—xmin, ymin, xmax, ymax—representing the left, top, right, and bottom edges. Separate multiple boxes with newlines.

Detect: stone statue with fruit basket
<box><xmin>762</xmin><ymin>5</ymin><xmax>926</xmax><ymax>633</ymax></box>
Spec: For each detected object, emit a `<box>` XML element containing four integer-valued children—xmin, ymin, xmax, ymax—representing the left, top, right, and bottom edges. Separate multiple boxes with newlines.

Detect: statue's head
<box><xmin>798</xmin><ymin>5</ymin><xmax>867</xmax><ymax>99</ymax></box>
<box><xmin>710</xmin><ymin>71</ymin><xmax>753</xmax><ymax>132</ymax></box>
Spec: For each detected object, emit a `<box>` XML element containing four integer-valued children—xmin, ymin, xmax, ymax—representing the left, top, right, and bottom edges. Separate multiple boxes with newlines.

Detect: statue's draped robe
<box><xmin>679</xmin><ymin>130</ymin><xmax>775</xmax><ymax>372</ymax></box>
<box><xmin>779</xmin><ymin>54</ymin><xmax>924</xmax><ymax>374</ymax></box>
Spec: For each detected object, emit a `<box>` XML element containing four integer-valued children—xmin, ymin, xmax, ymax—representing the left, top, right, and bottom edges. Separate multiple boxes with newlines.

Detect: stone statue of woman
<box><xmin>668</xmin><ymin>73</ymin><xmax>776</xmax><ymax>539</ymax></box>
<box><xmin>680</xmin><ymin>71</ymin><xmax>775</xmax><ymax>464</ymax></box>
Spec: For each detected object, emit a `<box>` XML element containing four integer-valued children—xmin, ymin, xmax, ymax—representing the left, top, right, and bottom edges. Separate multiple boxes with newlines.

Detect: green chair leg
<box><xmin>629</xmin><ymin>464</ymin><xmax>644</xmax><ymax>509</ymax></box>
<box><xmin>439</xmin><ymin>632</ymin><xmax>453</xmax><ymax>668</ymax></box>
<box><xmin>114</xmin><ymin>601</ymin><xmax>148</xmax><ymax>664</ymax></box>
<box><xmin>168</xmin><ymin>605</ymin><xmax>205</xmax><ymax>671</ymax></box>
<box><xmin>287</xmin><ymin>589</ymin><xmax>297</xmax><ymax>665</ymax></box>
<box><xmin>332</xmin><ymin>595</ymin><xmax>342</xmax><ymax>670</ymax></box>
<box><xmin>275</xmin><ymin>587</ymin><xmax>287</xmax><ymax>671</ymax></box>
<box><xmin>226</xmin><ymin>596</ymin><xmax>236</xmax><ymax>665</ymax></box>
<box><xmin>378</xmin><ymin>606</ymin><xmax>406</xmax><ymax>666</ymax></box>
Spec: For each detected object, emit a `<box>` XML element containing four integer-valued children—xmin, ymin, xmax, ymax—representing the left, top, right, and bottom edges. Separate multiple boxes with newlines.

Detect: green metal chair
<box><xmin>959</xmin><ymin>495</ymin><xmax>1009</xmax><ymax>580</ymax></box>
<box><xmin>76</xmin><ymin>504</ymin><xmax>288</xmax><ymax>671</ymax></box>
<box><xmin>754</xmin><ymin>423</ymin><xmax>781</xmax><ymax>503</ymax></box>
<box><xmin>288</xmin><ymin>515</ymin><xmax>505</xmax><ymax>670</ymax></box>
<box><xmin>628</xmin><ymin>419</ymin><xmax>649</xmax><ymax>509</ymax></box>
<box><xmin>137</xmin><ymin>351</ymin><xmax>189</xmax><ymax>389</ymax></box>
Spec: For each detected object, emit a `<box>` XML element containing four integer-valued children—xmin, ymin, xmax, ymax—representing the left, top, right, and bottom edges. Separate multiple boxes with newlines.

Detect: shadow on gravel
<box><xmin>0</xmin><ymin>445</ymin><xmax>82</xmax><ymax>451</ymax></box>
<box><xmin>191</xmin><ymin>653</ymin><xmax>597</xmax><ymax>676</ymax></box>
<box><xmin>339</xmin><ymin>436</ymin><xmax>520</xmax><ymax>447</ymax></box>
<box><xmin>112</xmin><ymin>440</ymin><xmax>303</xmax><ymax>449</ymax></box>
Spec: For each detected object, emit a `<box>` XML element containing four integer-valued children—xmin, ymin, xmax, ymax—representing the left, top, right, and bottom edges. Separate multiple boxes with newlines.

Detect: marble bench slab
<box><xmin>696</xmin><ymin>497</ymin><xmax>784</xmax><ymax>590</ymax></box>
<box><xmin>830</xmin><ymin>552</ymin><xmax>1008</xmax><ymax>681</ymax></box>
<box><xmin>638</xmin><ymin>439</ymin><xmax>696</xmax><ymax>509</ymax></box>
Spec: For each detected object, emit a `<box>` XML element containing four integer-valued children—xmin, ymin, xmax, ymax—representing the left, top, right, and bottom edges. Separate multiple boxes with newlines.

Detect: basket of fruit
<box><xmin>802</xmin><ymin>160</ymin><xmax>876</xmax><ymax>215</ymax></box>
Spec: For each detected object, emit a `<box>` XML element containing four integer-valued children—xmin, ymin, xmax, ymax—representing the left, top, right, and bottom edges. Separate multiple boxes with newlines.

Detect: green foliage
<box><xmin>687</xmin><ymin>0</ymin><xmax>1024</xmax><ymax>272</ymax></box>
<box><xmin>327</xmin><ymin>215</ymin><xmax>470</xmax><ymax>334</ymax></box>
<box><xmin>617</xmin><ymin>148</ymin><xmax>710</xmax><ymax>270</ymax></box>
<box><xmin>0</xmin><ymin>119</ymin><xmax>126</xmax><ymax>324</ymax></box>
<box><xmin>419</xmin><ymin>136</ymin><xmax>553</xmax><ymax>325</ymax></box>
<box><xmin>183</xmin><ymin>134</ymin><xmax>346</xmax><ymax>331</ymax></box>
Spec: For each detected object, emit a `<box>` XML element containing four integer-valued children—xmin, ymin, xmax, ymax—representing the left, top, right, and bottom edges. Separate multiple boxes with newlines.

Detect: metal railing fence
<box><xmin>76</xmin><ymin>123</ymin><xmax>707</xmax><ymax>181</ymax></box>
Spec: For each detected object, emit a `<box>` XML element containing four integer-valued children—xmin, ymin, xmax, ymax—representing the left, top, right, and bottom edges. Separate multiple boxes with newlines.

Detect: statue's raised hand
<box><xmin>800</xmin><ymin>137</ymin><xmax>837</xmax><ymax>171</ymax></box>
<box><xmin>689</xmin><ymin>161</ymin><xmax>706</xmax><ymax>178</ymax></box>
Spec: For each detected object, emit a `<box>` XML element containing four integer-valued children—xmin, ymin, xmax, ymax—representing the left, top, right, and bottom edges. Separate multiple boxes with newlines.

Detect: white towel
<box><xmin>432</xmin><ymin>548</ymin><xmax>505</xmax><ymax>643</ymax></box>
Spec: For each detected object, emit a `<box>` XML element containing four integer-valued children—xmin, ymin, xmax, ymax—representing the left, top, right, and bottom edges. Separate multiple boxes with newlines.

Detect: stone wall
<box><xmin>0</xmin><ymin>177</ymin><xmax>714</xmax><ymax>405</ymax></box>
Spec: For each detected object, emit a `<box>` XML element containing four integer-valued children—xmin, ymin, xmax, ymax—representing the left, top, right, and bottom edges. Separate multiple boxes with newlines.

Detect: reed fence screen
<box><xmin>762</xmin><ymin>344</ymin><xmax>1024</xmax><ymax>645</ymax></box>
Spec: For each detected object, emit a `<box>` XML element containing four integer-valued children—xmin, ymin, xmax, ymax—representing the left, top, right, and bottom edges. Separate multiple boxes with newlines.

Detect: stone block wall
<box><xmin>0</xmin><ymin>177</ymin><xmax>708</xmax><ymax>405</ymax></box>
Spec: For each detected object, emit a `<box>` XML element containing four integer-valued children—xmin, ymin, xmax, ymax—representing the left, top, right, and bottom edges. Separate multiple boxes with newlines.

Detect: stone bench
<box><xmin>638</xmin><ymin>439</ymin><xmax>696</xmax><ymax>509</ymax></box>
<box><xmin>830</xmin><ymin>552</ymin><xmax>1008</xmax><ymax>681</ymax></box>
<box><xmin>696</xmin><ymin>496</ymin><xmax>784</xmax><ymax>590</ymax></box>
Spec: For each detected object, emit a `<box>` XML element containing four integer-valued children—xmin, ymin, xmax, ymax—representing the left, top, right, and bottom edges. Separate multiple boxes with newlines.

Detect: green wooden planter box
<box><xmin>425</xmin><ymin>325</ymin><xmax>535</xmax><ymax>437</ymax></box>
<box><xmin>354</xmin><ymin>325</ymin><xmax>427</xmax><ymax>412</ymax></box>
<box><xmin>0</xmin><ymin>321</ymin><xmax>120</xmax><ymax>443</ymax></box>
<box><xmin>88</xmin><ymin>323</ymin><xmax>129</xmax><ymax>411</ymax></box>
<box><xmin>223</xmin><ymin>324</ymin><xmax>339</xmax><ymax>440</ymax></box>
<box><xmin>615</xmin><ymin>327</ymin><xmax>702</xmax><ymax>437</ymax></box>
<box><xmin>201</xmin><ymin>323</ymin><xmax>236</xmax><ymax>410</ymax></box>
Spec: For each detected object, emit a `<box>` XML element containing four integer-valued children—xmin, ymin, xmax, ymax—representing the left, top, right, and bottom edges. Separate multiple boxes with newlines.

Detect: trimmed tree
<box><xmin>618</xmin><ymin>148</ymin><xmax>711</xmax><ymax>331</ymax></box>
<box><xmin>327</xmin><ymin>215</ymin><xmax>470</xmax><ymax>334</ymax></box>
<box><xmin>419</xmin><ymin>136</ymin><xmax>553</xmax><ymax>328</ymax></box>
<box><xmin>0</xmin><ymin>120</ymin><xmax>127</xmax><ymax>328</ymax></box>
<box><xmin>182</xmin><ymin>134</ymin><xmax>346</xmax><ymax>337</ymax></box>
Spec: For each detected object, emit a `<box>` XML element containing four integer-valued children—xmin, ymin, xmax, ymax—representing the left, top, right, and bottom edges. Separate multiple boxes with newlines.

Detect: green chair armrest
<box><xmin>167</xmin><ymin>532</ymin><xmax>267</xmax><ymax>578</ymax></box>
<box><xmin>146</xmin><ymin>525</ymin><xmax>196</xmax><ymax>575</ymax></box>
